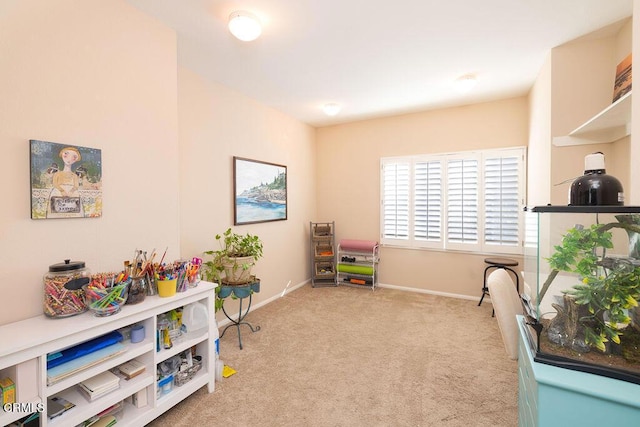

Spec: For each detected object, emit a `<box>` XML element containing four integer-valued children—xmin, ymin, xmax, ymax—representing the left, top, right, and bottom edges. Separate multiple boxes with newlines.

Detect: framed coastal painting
<box><xmin>30</xmin><ymin>140</ymin><xmax>103</xmax><ymax>219</ymax></box>
<box><xmin>233</xmin><ymin>156</ymin><xmax>287</xmax><ymax>225</ymax></box>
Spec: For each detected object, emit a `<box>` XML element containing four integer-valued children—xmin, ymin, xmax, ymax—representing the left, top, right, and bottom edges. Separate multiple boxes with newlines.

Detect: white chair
<box><xmin>487</xmin><ymin>268</ymin><xmax>523</xmax><ymax>360</ymax></box>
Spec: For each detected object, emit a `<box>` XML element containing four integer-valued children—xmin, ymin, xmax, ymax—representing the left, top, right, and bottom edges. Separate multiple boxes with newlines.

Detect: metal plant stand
<box><xmin>219</xmin><ymin>277</ymin><xmax>261</xmax><ymax>350</ymax></box>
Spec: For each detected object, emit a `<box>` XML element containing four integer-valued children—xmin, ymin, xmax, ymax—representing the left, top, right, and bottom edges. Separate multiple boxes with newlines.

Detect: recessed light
<box><xmin>322</xmin><ymin>103</ymin><xmax>342</xmax><ymax>116</ymax></box>
<box><xmin>228</xmin><ymin>11</ymin><xmax>262</xmax><ymax>42</ymax></box>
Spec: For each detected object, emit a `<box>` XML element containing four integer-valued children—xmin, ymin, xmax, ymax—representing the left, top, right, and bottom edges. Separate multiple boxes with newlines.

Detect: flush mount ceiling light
<box><xmin>228</xmin><ymin>11</ymin><xmax>262</xmax><ymax>41</ymax></box>
<box><xmin>322</xmin><ymin>103</ymin><xmax>342</xmax><ymax>116</ymax></box>
<box><xmin>454</xmin><ymin>74</ymin><xmax>478</xmax><ymax>93</ymax></box>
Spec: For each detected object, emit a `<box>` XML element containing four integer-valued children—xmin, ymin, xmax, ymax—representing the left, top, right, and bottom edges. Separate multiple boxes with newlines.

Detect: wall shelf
<box><xmin>553</xmin><ymin>91</ymin><xmax>631</xmax><ymax>146</ymax></box>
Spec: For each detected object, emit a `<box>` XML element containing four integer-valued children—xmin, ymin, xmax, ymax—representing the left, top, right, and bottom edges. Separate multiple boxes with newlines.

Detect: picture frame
<box><xmin>29</xmin><ymin>140</ymin><xmax>103</xmax><ymax>219</ymax></box>
<box><xmin>233</xmin><ymin>156</ymin><xmax>287</xmax><ymax>225</ymax></box>
<box><xmin>612</xmin><ymin>53</ymin><xmax>632</xmax><ymax>103</ymax></box>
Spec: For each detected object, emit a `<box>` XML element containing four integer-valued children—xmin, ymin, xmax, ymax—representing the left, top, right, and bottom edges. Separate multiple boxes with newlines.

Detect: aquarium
<box><xmin>522</xmin><ymin>205</ymin><xmax>640</xmax><ymax>384</ymax></box>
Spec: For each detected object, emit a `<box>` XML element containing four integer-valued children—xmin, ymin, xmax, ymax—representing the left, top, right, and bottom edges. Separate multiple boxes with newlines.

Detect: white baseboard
<box><xmin>377</xmin><ymin>282</ymin><xmax>490</xmax><ymax>303</ymax></box>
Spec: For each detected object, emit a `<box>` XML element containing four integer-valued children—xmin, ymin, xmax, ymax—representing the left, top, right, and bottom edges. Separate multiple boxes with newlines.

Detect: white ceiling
<box><xmin>127</xmin><ymin>0</ymin><xmax>633</xmax><ymax>127</ymax></box>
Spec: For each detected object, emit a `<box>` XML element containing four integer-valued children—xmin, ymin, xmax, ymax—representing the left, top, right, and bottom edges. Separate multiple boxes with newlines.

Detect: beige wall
<box><xmin>177</xmin><ymin>67</ymin><xmax>317</xmax><ymax>314</ymax></box>
<box><xmin>316</xmin><ymin>97</ymin><xmax>529</xmax><ymax>298</ymax></box>
<box><xmin>0</xmin><ymin>1</ymin><xmax>317</xmax><ymax>326</ymax></box>
<box><xmin>0</xmin><ymin>0</ymin><xmax>180</xmax><ymax>325</ymax></box>
<box><xmin>549</xmin><ymin>21</ymin><xmax>632</xmax><ymax>205</ymax></box>
<box><xmin>527</xmin><ymin>55</ymin><xmax>552</xmax><ymax>206</ymax></box>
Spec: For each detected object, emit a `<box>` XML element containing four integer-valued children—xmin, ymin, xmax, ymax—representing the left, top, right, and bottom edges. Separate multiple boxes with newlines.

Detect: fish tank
<box><xmin>522</xmin><ymin>205</ymin><xmax>640</xmax><ymax>384</ymax></box>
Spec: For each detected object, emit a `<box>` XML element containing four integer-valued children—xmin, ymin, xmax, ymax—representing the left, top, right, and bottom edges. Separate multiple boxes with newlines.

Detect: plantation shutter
<box><xmin>484</xmin><ymin>154</ymin><xmax>521</xmax><ymax>248</ymax></box>
<box><xmin>414</xmin><ymin>160</ymin><xmax>442</xmax><ymax>244</ymax></box>
<box><xmin>381</xmin><ymin>160</ymin><xmax>410</xmax><ymax>241</ymax></box>
<box><xmin>446</xmin><ymin>157</ymin><xmax>479</xmax><ymax>247</ymax></box>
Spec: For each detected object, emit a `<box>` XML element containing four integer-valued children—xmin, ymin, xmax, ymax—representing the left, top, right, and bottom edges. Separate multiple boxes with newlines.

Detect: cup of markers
<box><xmin>156</xmin><ymin>266</ymin><xmax>177</xmax><ymax>298</ymax></box>
<box><xmin>186</xmin><ymin>257</ymin><xmax>202</xmax><ymax>289</ymax></box>
<box><xmin>83</xmin><ymin>281</ymin><xmax>129</xmax><ymax>317</ymax></box>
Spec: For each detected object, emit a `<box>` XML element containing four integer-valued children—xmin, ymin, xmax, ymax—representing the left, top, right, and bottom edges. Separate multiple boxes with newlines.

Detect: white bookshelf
<box><xmin>0</xmin><ymin>281</ymin><xmax>217</xmax><ymax>427</ymax></box>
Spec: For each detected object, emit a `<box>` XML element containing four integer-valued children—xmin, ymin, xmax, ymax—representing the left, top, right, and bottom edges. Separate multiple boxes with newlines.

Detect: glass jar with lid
<box><xmin>43</xmin><ymin>259</ymin><xmax>90</xmax><ymax>318</ymax></box>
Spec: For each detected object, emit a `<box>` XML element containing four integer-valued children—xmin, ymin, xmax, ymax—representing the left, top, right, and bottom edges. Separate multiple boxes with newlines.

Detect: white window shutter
<box><xmin>381</xmin><ymin>161</ymin><xmax>410</xmax><ymax>241</ymax></box>
<box><xmin>484</xmin><ymin>155</ymin><xmax>520</xmax><ymax>248</ymax></box>
<box><xmin>414</xmin><ymin>160</ymin><xmax>442</xmax><ymax>244</ymax></box>
<box><xmin>446</xmin><ymin>158</ymin><xmax>479</xmax><ymax>247</ymax></box>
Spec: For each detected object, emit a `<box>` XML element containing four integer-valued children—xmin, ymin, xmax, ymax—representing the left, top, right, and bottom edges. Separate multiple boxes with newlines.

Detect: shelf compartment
<box><xmin>2</xmin><ymin>358</ymin><xmax>39</xmax><ymax>403</ymax></box>
<box><xmin>48</xmin><ymin>371</ymin><xmax>153</xmax><ymax>427</ymax></box>
<box><xmin>155</xmin><ymin>368</ymin><xmax>209</xmax><ymax>411</ymax></box>
<box><xmin>0</xmin><ymin>395</ymin><xmax>42</xmax><ymax>427</ymax></box>
<box><xmin>155</xmin><ymin>328</ymin><xmax>208</xmax><ymax>363</ymax></box>
<box><xmin>336</xmin><ymin>264</ymin><xmax>374</xmax><ymax>276</ymax></box>
<box><xmin>46</xmin><ymin>338</ymin><xmax>154</xmax><ymax>395</ymax></box>
<box><xmin>314</xmin><ymin>244</ymin><xmax>334</xmax><ymax>257</ymax></box>
<box><xmin>312</xmin><ymin>223</ymin><xmax>333</xmax><ymax>238</ymax></box>
<box><xmin>314</xmin><ymin>261</ymin><xmax>335</xmax><ymax>278</ymax></box>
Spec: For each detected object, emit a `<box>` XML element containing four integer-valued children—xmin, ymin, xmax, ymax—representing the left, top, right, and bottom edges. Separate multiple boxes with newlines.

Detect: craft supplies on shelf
<box><xmin>126</xmin><ymin>275</ymin><xmax>148</xmax><ymax>305</ymax></box>
<box><xmin>83</xmin><ymin>283</ymin><xmax>128</xmax><ymax>317</ymax></box>
<box><xmin>310</xmin><ymin>221</ymin><xmax>337</xmax><ymax>287</ymax></box>
<box><xmin>43</xmin><ymin>259</ymin><xmax>91</xmax><ymax>318</ymax></box>
<box><xmin>336</xmin><ymin>239</ymin><xmax>379</xmax><ymax>290</ymax></box>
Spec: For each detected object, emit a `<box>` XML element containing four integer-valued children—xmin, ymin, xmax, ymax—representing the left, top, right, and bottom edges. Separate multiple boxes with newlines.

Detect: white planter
<box><xmin>222</xmin><ymin>256</ymin><xmax>255</xmax><ymax>284</ymax></box>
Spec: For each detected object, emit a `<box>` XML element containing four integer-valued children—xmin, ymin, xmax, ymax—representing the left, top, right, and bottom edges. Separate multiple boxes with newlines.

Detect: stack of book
<box><xmin>117</xmin><ymin>359</ymin><xmax>145</xmax><ymax>380</ymax></box>
<box><xmin>78</xmin><ymin>371</ymin><xmax>120</xmax><ymax>401</ymax></box>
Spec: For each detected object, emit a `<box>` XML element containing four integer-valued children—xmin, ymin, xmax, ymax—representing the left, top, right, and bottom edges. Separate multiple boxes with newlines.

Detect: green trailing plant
<box><xmin>202</xmin><ymin>228</ymin><xmax>264</xmax><ymax>311</ymax></box>
<box><xmin>545</xmin><ymin>222</ymin><xmax>640</xmax><ymax>352</ymax></box>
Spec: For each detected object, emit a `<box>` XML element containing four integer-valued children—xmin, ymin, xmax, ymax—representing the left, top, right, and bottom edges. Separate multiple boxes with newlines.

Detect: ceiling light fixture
<box><xmin>454</xmin><ymin>74</ymin><xmax>478</xmax><ymax>93</ymax></box>
<box><xmin>322</xmin><ymin>103</ymin><xmax>342</xmax><ymax>116</ymax></box>
<box><xmin>228</xmin><ymin>11</ymin><xmax>262</xmax><ymax>42</ymax></box>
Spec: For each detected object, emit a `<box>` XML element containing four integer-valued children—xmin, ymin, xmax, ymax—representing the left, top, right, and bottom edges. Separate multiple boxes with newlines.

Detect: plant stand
<box><xmin>219</xmin><ymin>277</ymin><xmax>261</xmax><ymax>350</ymax></box>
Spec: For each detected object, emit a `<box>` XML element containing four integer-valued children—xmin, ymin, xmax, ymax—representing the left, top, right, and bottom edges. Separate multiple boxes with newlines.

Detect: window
<box><xmin>380</xmin><ymin>147</ymin><xmax>525</xmax><ymax>255</ymax></box>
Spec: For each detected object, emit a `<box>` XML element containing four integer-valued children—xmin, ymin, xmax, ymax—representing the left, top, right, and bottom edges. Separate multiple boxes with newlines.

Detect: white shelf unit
<box><xmin>336</xmin><ymin>241</ymin><xmax>379</xmax><ymax>290</ymax></box>
<box><xmin>0</xmin><ymin>281</ymin><xmax>217</xmax><ymax>427</ymax></box>
<box><xmin>553</xmin><ymin>91</ymin><xmax>632</xmax><ymax>146</ymax></box>
<box><xmin>310</xmin><ymin>222</ymin><xmax>337</xmax><ymax>287</ymax></box>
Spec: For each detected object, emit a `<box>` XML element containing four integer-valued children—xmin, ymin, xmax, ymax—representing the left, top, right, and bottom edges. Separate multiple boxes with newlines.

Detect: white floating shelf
<box><xmin>553</xmin><ymin>91</ymin><xmax>632</xmax><ymax>146</ymax></box>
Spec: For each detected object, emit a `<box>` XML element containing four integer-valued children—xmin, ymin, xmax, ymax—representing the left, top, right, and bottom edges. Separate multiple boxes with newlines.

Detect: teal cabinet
<box><xmin>518</xmin><ymin>315</ymin><xmax>640</xmax><ymax>427</ymax></box>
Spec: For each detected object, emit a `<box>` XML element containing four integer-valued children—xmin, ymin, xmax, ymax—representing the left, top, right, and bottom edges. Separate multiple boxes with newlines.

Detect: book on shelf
<box><xmin>78</xmin><ymin>370</ymin><xmax>120</xmax><ymax>401</ymax></box>
<box><xmin>117</xmin><ymin>359</ymin><xmax>146</xmax><ymax>379</ymax></box>
<box><xmin>47</xmin><ymin>396</ymin><xmax>75</xmax><ymax>420</ymax></box>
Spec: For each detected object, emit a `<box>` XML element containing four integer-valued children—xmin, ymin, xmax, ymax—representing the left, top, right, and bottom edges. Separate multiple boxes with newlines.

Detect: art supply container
<box><xmin>83</xmin><ymin>283</ymin><xmax>128</xmax><ymax>317</ymax></box>
<box><xmin>126</xmin><ymin>275</ymin><xmax>147</xmax><ymax>305</ymax></box>
<box><xmin>43</xmin><ymin>259</ymin><xmax>90</xmax><ymax>318</ymax></box>
<box><xmin>157</xmin><ymin>279</ymin><xmax>177</xmax><ymax>297</ymax></box>
<box><xmin>130</xmin><ymin>324</ymin><xmax>145</xmax><ymax>343</ymax></box>
<box><xmin>147</xmin><ymin>274</ymin><xmax>158</xmax><ymax>296</ymax></box>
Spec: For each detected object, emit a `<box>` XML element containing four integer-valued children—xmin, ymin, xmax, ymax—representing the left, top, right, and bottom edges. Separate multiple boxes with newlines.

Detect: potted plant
<box><xmin>202</xmin><ymin>228</ymin><xmax>264</xmax><ymax>286</ymax></box>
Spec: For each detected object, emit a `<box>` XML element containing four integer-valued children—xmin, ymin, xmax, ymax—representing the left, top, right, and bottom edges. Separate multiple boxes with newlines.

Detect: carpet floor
<box><xmin>149</xmin><ymin>284</ymin><xmax>518</xmax><ymax>426</ymax></box>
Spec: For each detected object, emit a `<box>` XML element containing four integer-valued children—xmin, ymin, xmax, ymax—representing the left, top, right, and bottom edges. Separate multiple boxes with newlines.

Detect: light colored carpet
<box><xmin>149</xmin><ymin>284</ymin><xmax>518</xmax><ymax>426</ymax></box>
